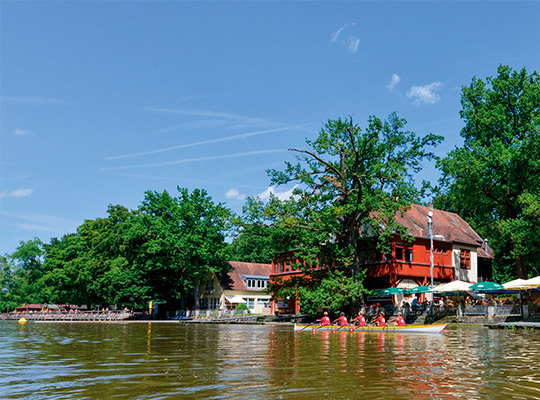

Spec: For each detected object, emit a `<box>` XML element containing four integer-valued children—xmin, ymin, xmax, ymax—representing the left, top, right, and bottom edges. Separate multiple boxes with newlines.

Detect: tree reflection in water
<box><xmin>0</xmin><ymin>323</ymin><xmax>539</xmax><ymax>399</ymax></box>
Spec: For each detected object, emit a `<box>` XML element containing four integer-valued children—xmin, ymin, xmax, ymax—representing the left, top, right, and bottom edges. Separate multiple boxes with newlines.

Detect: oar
<box><xmin>333</xmin><ymin>324</ymin><xmax>348</xmax><ymax>333</ymax></box>
<box><xmin>300</xmin><ymin>323</ymin><xmax>314</xmax><ymax>332</ymax></box>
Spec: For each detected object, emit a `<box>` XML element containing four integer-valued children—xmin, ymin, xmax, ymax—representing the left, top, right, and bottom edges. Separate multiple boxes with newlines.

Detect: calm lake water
<box><xmin>1</xmin><ymin>321</ymin><xmax>539</xmax><ymax>399</ymax></box>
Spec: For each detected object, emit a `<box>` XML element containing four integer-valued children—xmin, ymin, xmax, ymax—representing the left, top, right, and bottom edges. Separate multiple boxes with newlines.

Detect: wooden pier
<box><xmin>1</xmin><ymin>311</ymin><xmax>139</xmax><ymax>322</ymax></box>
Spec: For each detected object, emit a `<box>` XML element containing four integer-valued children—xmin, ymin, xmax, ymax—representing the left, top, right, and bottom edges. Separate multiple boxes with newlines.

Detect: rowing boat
<box><xmin>294</xmin><ymin>323</ymin><xmax>447</xmax><ymax>334</ymax></box>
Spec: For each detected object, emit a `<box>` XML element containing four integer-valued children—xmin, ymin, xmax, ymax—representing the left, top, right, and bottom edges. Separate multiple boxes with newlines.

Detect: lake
<box><xmin>1</xmin><ymin>321</ymin><xmax>539</xmax><ymax>399</ymax></box>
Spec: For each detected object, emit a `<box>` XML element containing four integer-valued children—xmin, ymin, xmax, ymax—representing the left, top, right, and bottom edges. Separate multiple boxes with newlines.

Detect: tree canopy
<box><xmin>2</xmin><ymin>187</ymin><xmax>231</xmax><ymax>309</ymax></box>
<box><xmin>242</xmin><ymin>113</ymin><xmax>442</xmax><ymax>312</ymax></box>
<box><xmin>436</xmin><ymin>65</ymin><xmax>540</xmax><ymax>280</ymax></box>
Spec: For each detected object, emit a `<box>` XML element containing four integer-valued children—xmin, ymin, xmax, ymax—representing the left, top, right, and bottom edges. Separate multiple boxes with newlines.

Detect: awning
<box><xmin>225</xmin><ymin>295</ymin><xmax>246</xmax><ymax>304</ymax></box>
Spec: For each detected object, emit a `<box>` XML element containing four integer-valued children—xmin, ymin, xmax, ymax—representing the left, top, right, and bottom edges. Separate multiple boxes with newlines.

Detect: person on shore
<box><xmin>354</xmin><ymin>310</ymin><xmax>366</xmax><ymax>327</ymax></box>
<box><xmin>374</xmin><ymin>311</ymin><xmax>386</xmax><ymax>327</ymax></box>
<box><xmin>317</xmin><ymin>311</ymin><xmax>331</xmax><ymax>326</ymax></box>
<box><xmin>333</xmin><ymin>312</ymin><xmax>348</xmax><ymax>326</ymax></box>
<box><xmin>388</xmin><ymin>312</ymin><xmax>406</xmax><ymax>326</ymax></box>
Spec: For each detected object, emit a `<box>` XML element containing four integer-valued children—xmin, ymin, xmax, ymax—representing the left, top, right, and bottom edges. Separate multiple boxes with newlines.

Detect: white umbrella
<box><xmin>503</xmin><ymin>279</ymin><xmax>537</xmax><ymax>290</ymax></box>
<box><xmin>524</xmin><ymin>276</ymin><xmax>540</xmax><ymax>288</ymax></box>
<box><xmin>429</xmin><ymin>280</ymin><xmax>472</xmax><ymax>293</ymax></box>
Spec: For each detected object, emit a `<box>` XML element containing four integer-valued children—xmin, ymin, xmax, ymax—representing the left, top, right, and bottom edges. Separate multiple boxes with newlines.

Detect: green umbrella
<box><xmin>469</xmin><ymin>281</ymin><xmax>503</xmax><ymax>291</ymax></box>
<box><xmin>405</xmin><ymin>285</ymin><xmax>431</xmax><ymax>295</ymax></box>
<box><xmin>377</xmin><ymin>287</ymin><xmax>405</xmax><ymax>296</ymax></box>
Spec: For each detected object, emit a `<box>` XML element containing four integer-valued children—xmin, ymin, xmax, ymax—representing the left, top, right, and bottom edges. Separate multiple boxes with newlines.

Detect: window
<box><xmin>245</xmin><ymin>298</ymin><xmax>255</xmax><ymax>310</ymax></box>
<box><xmin>395</xmin><ymin>243</ymin><xmax>413</xmax><ymax>262</ymax></box>
<box><xmin>460</xmin><ymin>249</ymin><xmax>471</xmax><ymax>269</ymax></box>
<box><xmin>405</xmin><ymin>246</ymin><xmax>413</xmax><ymax>261</ymax></box>
<box><xmin>257</xmin><ymin>298</ymin><xmax>270</xmax><ymax>308</ymax></box>
<box><xmin>205</xmin><ymin>280</ymin><xmax>213</xmax><ymax>294</ymax></box>
<box><xmin>209</xmin><ymin>298</ymin><xmax>220</xmax><ymax>309</ymax></box>
<box><xmin>395</xmin><ymin>243</ymin><xmax>404</xmax><ymax>260</ymax></box>
<box><xmin>244</xmin><ymin>278</ymin><xmax>268</xmax><ymax>289</ymax></box>
<box><xmin>200</xmin><ymin>298</ymin><xmax>208</xmax><ymax>309</ymax></box>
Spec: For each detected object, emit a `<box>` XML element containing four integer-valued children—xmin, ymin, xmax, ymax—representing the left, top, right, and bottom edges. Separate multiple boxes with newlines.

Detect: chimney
<box><xmin>483</xmin><ymin>238</ymin><xmax>488</xmax><ymax>252</ymax></box>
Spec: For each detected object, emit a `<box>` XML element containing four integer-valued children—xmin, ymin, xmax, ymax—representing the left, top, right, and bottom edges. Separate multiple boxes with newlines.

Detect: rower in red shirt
<box><xmin>389</xmin><ymin>311</ymin><xmax>406</xmax><ymax>326</ymax></box>
<box><xmin>374</xmin><ymin>311</ymin><xmax>386</xmax><ymax>327</ymax></box>
<box><xmin>317</xmin><ymin>311</ymin><xmax>331</xmax><ymax>326</ymax></box>
<box><xmin>333</xmin><ymin>312</ymin><xmax>348</xmax><ymax>326</ymax></box>
<box><xmin>354</xmin><ymin>310</ymin><xmax>366</xmax><ymax>326</ymax></box>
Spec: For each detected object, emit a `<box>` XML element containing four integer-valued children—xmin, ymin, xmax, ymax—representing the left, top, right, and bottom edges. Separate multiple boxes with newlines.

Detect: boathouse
<box><xmin>199</xmin><ymin>261</ymin><xmax>272</xmax><ymax>314</ymax></box>
<box><xmin>270</xmin><ymin>203</ymin><xmax>493</xmax><ymax>314</ymax></box>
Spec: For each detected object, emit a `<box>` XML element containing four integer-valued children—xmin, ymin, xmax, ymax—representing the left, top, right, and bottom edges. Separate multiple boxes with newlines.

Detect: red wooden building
<box><xmin>270</xmin><ymin>204</ymin><xmax>493</xmax><ymax>314</ymax></box>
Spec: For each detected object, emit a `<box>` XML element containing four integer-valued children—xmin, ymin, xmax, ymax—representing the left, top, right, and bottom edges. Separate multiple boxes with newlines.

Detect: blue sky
<box><xmin>1</xmin><ymin>1</ymin><xmax>540</xmax><ymax>255</ymax></box>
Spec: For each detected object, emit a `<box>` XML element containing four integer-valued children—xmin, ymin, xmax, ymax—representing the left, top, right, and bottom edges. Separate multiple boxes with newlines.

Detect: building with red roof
<box><xmin>200</xmin><ymin>261</ymin><xmax>272</xmax><ymax>314</ymax></box>
<box><xmin>270</xmin><ymin>203</ymin><xmax>493</xmax><ymax>314</ymax></box>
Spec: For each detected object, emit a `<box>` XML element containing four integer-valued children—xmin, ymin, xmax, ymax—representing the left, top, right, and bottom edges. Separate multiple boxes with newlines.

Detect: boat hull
<box><xmin>294</xmin><ymin>323</ymin><xmax>446</xmax><ymax>334</ymax></box>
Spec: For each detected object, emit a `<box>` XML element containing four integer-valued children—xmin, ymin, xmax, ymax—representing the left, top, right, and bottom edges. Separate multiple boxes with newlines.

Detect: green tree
<box><xmin>43</xmin><ymin>205</ymin><xmax>146</xmax><ymax>307</ymax></box>
<box><xmin>0</xmin><ymin>255</ymin><xmax>17</xmax><ymax>312</ymax></box>
<box><xmin>138</xmin><ymin>187</ymin><xmax>231</xmax><ymax>308</ymax></box>
<box><xmin>41</xmin><ymin>188</ymin><xmax>231</xmax><ymax>309</ymax></box>
<box><xmin>8</xmin><ymin>238</ymin><xmax>47</xmax><ymax>304</ymax></box>
<box><xmin>436</xmin><ymin>65</ymin><xmax>540</xmax><ymax>279</ymax></box>
<box><xmin>262</xmin><ymin>114</ymin><xmax>442</xmax><ymax>311</ymax></box>
<box><xmin>228</xmin><ymin>196</ymin><xmax>303</xmax><ymax>264</ymax></box>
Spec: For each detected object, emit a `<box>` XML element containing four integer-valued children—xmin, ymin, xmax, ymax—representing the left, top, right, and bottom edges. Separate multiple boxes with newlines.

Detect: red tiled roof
<box><xmin>219</xmin><ymin>261</ymin><xmax>272</xmax><ymax>291</ymax></box>
<box><xmin>396</xmin><ymin>204</ymin><xmax>492</xmax><ymax>257</ymax></box>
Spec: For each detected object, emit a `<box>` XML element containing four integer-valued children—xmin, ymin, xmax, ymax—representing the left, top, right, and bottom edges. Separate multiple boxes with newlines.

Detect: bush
<box><xmin>235</xmin><ymin>303</ymin><xmax>249</xmax><ymax>313</ymax></box>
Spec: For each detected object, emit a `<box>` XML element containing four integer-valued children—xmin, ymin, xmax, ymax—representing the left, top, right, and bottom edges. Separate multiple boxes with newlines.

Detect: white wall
<box><xmin>452</xmin><ymin>245</ymin><xmax>478</xmax><ymax>282</ymax></box>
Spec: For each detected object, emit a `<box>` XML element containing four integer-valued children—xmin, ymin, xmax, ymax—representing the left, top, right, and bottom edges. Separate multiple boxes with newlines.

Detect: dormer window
<box><xmin>242</xmin><ymin>275</ymin><xmax>269</xmax><ymax>289</ymax></box>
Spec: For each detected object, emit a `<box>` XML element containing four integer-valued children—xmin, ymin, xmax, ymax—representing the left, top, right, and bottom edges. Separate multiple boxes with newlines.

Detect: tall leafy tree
<box><xmin>261</xmin><ymin>114</ymin><xmax>442</xmax><ymax>311</ymax></box>
<box><xmin>138</xmin><ymin>187</ymin><xmax>231</xmax><ymax>308</ymax></box>
<box><xmin>42</xmin><ymin>205</ymin><xmax>146</xmax><ymax>307</ymax></box>
<box><xmin>7</xmin><ymin>238</ymin><xmax>47</xmax><ymax>304</ymax></box>
<box><xmin>228</xmin><ymin>196</ymin><xmax>303</xmax><ymax>264</ymax></box>
<box><xmin>436</xmin><ymin>65</ymin><xmax>540</xmax><ymax>279</ymax></box>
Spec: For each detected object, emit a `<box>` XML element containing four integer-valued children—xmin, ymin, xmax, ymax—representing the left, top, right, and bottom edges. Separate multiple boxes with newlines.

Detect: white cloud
<box><xmin>256</xmin><ymin>185</ymin><xmax>298</xmax><ymax>201</ymax></box>
<box><xmin>330</xmin><ymin>23</ymin><xmax>359</xmax><ymax>53</ymax></box>
<box><xmin>102</xmin><ymin>149</ymin><xmax>286</xmax><ymax>171</ymax></box>
<box><xmin>0</xmin><ymin>96</ymin><xmax>69</xmax><ymax>105</ymax></box>
<box><xmin>106</xmin><ymin>125</ymin><xmax>304</xmax><ymax>161</ymax></box>
<box><xmin>407</xmin><ymin>82</ymin><xmax>443</xmax><ymax>105</ymax></box>
<box><xmin>225</xmin><ymin>188</ymin><xmax>246</xmax><ymax>201</ymax></box>
<box><xmin>386</xmin><ymin>74</ymin><xmax>401</xmax><ymax>90</ymax></box>
<box><xmin>0</xmin><ymin>188</ymin><xmax>32</xmax><ymax>198</ymax></box>
<box><xmin>12</xmin><ymin>128</ymin><xmax>29</xmax><ymax>136</ymax></box>
<box><xmin>0</xmin><ymin>210</ymin><xmax>79</xmax><ymax>234</ymax></box>
<box><xmin>331</xmin><ymin>26</ymin><xmax>346</xmax><ymax>42</ymax></box>
<box><xmin>347</xmin><ymin>37</ymin><xmax>360</xmax><ymax>53</ymax></box>
<box><xmin>331</xmin><ymin>23</ymin><xmax>356</xmax><ymax>42</ymax></box>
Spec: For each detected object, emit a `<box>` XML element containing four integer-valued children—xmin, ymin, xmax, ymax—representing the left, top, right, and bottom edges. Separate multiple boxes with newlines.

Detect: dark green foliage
<box><xmin>253</xmin><ymin>114</ymin><xmax>442</xmax><ymax>311</ymax></box>
<box><xmin>4</xmin><ymin>188</ymin><xmax>231</xmax><ymax>309</ymax></box>
<box><xmin>436</xmin><ymin>65</ymin><xmax>540</xmax><ymax>279</ymax></box>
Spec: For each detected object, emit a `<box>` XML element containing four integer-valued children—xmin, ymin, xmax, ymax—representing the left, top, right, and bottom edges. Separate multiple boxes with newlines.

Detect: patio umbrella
<box><xmin>524</xmin><ymin>276</ymin><xmax>540</xmax><ymax>288</ymax></box>
<box><xmin>377</xmin><ymin>287</ymin><xmax>405</xmax><ymax>296</ymax></box>
<box><xmin>405</xmin><ymin>285</ymin><xmax>431</xmax><ymax>295</ymax></box>
<box><xmin>469</xmin><ymin>281</ymin><xmax>504</xmax><ymax>291</ymax></box>
<box><xmin>503</xmin><ymin>279</ymin><xmax>537</xmax><ymax>290</ymax></box>
<box><xmin>429</xmin><ymin>280</ymin><xmax>472</xmax><ymax>293</ymax></box>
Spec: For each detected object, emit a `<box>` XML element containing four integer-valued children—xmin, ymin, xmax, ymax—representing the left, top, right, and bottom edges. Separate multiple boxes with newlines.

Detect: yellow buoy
<box><xmin>18</xmin><ymin>318</ymin><xmax>27</xmax><ymax>324</ymax></box>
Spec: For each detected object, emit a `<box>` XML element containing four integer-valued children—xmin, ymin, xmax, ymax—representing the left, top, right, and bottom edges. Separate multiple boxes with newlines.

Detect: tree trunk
<box><xmin>516</xmin><ymin>255</ymin><xmax>528</xmax><ymax>279</ymax></box>
<box><xmin>193</xmin><ymin>279</ymin><xmax>200</xmax><ymax>309</ymax></box>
